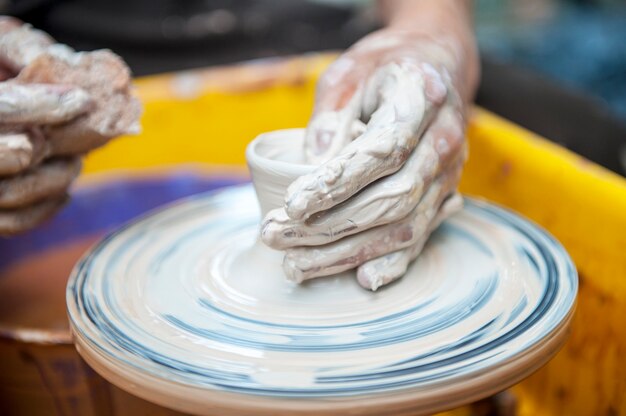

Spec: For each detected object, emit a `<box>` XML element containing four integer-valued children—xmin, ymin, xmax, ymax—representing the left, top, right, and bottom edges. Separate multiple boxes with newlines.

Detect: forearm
<box><xmin>377</xmin><ymin>0</ymin><xmax>479</xmax><ymax>102</ymax></box>
<box><xmin>378</xmin><ymin>0</ymin><xmax>473</xmax><ymax>35</ymax></box>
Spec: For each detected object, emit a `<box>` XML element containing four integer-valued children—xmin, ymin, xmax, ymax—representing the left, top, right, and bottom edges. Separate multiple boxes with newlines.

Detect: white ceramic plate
<box><xmin>67</xmin><ymin>185</ymin><xmax>577</xmax><ymax>416</ymax></box>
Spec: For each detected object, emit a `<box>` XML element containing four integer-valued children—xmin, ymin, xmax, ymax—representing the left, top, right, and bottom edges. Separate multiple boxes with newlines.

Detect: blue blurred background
<box><xmin>476</xmin><ymin>0</ymin><xmax>626</xmax><ymax>122</ymax></box>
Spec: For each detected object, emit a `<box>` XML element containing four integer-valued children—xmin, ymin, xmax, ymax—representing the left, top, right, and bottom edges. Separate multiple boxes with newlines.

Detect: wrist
<box><xmin>380</xmin><ymin>0</ymin><xmax>473</xmax><ymax>35</ymax></box>
<box><xmin>379</xmin><ymin>0</ymin><xmax>479</xmax><ymax>103</ymax></box>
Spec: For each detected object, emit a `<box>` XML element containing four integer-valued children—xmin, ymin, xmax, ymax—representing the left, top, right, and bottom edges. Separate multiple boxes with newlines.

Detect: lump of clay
<box><xmin>16</xmin><ymin>48</ymin><xmax>141</xmax><ymax>155</ymax></box>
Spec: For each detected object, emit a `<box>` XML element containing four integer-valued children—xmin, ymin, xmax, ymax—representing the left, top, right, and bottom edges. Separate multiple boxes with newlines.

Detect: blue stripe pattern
<box><xmin>67</xmin><ymin>185</ymin><xmax>577</xmax><ymax>398</ymax></box>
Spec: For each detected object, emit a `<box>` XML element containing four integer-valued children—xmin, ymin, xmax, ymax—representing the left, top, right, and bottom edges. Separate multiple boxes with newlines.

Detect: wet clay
<box><xmin>0</xmin><ymin>235</ymin><xmax>100</xmax><ymax>331</ymax></box>
<box><xmin>250</xmin><ymin>128</ymin><xmax>463</xmax><ymax>288</ymax></box>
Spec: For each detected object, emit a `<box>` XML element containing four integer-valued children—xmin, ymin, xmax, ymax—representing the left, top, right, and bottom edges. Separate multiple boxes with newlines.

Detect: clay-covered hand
<box><xmin>262</xmin><ymin>28</ymin><xmax>477</xmax><ymax>290</ymax></box>
<box><xmin>0</xmin><ymin>17</ymin><xmax>140</xmax><ymax>235</ymax></box>
<box><xmin>0</xmin><ymin>17</ymin><xmax>88</xmax><ymax>235</ymax></box>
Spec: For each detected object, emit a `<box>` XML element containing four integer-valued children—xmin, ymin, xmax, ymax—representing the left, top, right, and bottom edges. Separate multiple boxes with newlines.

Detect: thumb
<box><xmin>0</xmin><ymin>18</ymin><xmax>54</xmax><ymax>72</ymax></box>
<box><xmin>0</xmin><ymin>82</ymin><xmax>92</xmax><ymax>124</ymax></box>
<box><xmin>304</xmin><ymin>57</ymin><xmax>369</xmax><ymax>164</ymax></box>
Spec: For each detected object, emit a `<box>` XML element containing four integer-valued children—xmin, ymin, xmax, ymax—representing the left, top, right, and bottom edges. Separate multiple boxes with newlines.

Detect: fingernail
<box><xmin>314</xmin><ymin>130</ymin><xmax>333</xmax><ymax>156</ymax></box>
<box><xmin>284</xmin><ymin>181</ymin><xmax>308</xmax><ymax>220</ymax></box>
<box><xmin>125</xmin><ymin>121</ymin><xmax>142</xmax><ymax>135</ymax></box>
<box><xmin>58</xmin><ymin>87</ymin><xmax>92</xmax><ymax>115</ymax></box>
<box><xmin>356</xmin><ymin>267</ymin><xmax>383</xmax><ymax>291</ymax></box>
<box><xmin>421</xmin><ymin>63</ymin><xmax>447</xmax><ymax>105</ymax></box>
<box><xmin>0</xmin><ymin>134</ymin><xmax>32</xmax><ymax>174</ymax></box>
<box><xmin>0</xmin><ymin>17</ymin><xmax>21</xmax><ymax>32</ymax></box>
<box><xmin>282</xmin><ymin>256</ymin><xmax>305</xmax><ymax>284</ymax></box>
<box><xmin>285</xmin><ymin>196</ymin><xmax>308</xmax><ymax>221</ymax></box>
<box><xmin>351</xmin><ymin>120</ymin><xmax>366</xmax><ymax>137</ymax></box>
<box><xmin>260</xmin><ymin>220</ymin><xmax>280</xmax><ymax>248</ymax></box>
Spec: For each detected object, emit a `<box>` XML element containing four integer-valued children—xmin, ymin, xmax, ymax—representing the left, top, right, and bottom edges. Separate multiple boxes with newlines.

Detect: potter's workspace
<box><xmin>0</xmin><ymin>1</ymin><xmax>625</xmax><ymax>416</ymax></box>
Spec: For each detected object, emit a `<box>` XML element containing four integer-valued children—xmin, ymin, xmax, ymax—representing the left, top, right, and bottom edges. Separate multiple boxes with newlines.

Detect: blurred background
<box><xmin>2</xmin><ymin>0</ymin><xmax>625</xmax><ymax>175</ymax></box>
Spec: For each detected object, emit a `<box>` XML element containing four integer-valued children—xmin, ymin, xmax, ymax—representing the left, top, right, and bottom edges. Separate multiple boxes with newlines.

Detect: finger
<box><xmin>17</xmin><ymin>49</ymin><xmax>142</xmax><ymax>156</ymax></box>
<box><xmin>0</xmin><ymin>129</ymin><xmax>49</xmax><ymax>175</ymax></box>
<box><xmin>0</xmin><ymin>157</ymin><xmax>81</xmax><ymax>209</ymax></box>
<box><xmin>304</xmin><ymin>95</ymin><xmax>366</xmax><ymax>165</ymax></box>
<box><xmin>314</xmin><ymin>56</ymin><xmax>369</xmax><ymax>113</ymax></box>
<box><xmin>0</xmin><ymin>19</ymin><xmax>55</xmax><ymax>72</ymax></box>
<box><xmin>308</xmin><ymin>29</ymin><xmax>411</xmax><ymax>116</ymax></box>
<box><xmin>263</xmin><ymin>155</ymin><xmax>462</xmax><ymax>249</ymax></box>
<box><xmin>356</xmin><ymin>193</ymin><xmax>463</xmax><ymax>291</ymax></box>
<box><xmin>0</xmin><ymin>83</ymin><xmax>92</xmax><ymax>124</ymax></box>
<box><xmin>0</xmin><ymin>132</ymin><xmax>33</xmax><ymax>175</ymax></box>
<box><xmin>0</xmin><ymin>194</ymin><xmax>68</xmax><ymax>236</ymax></box>
<box><xmin>262</xmin><ymin>106</ymin><xmax>465</xmax><ymax>249</ymax></box>
<box><xmin>286</xmin><ymin>62</ymin><xmax>446</xmax><ymax>220</ymax></box>
<box><xmin>282</xmin><ymin>168</ymin><xmax>457</xmax><ymax>283</ymax></box>
<box><xmin>0</xmin><ymin>17</ymin><xmax>22</xmax><ymax>33</ymax></box>
<box><xmin>304</xmin><ymin>56</ymin><xmax>372</xmax><ymax>164</ymax></box>
<box><xmin>43</xmin><ymin>94</ymin><xmax>141</xmax><ymax>156</ymax></box>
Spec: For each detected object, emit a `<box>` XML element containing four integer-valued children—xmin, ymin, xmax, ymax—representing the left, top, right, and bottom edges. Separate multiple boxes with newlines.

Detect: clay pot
<box><xmin>246</xmin><ymin>128</ymin><xmax>314</xmax><ymax>218</ymax></box>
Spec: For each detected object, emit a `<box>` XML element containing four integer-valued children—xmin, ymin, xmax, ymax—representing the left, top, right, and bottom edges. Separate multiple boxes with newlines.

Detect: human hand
<box><xmin>262</xmin><ymin>27</ymin><xmax>478</xmax><ymax>290</ymax></box>
<box><xmin>0</xmin><ymin>17</ymin><xmax>140</xmax><ymax>235</ymax></box>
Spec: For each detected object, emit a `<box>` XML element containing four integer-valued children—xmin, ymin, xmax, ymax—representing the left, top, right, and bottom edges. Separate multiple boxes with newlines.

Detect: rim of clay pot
<box><xmin>246</xmin><ymin>128</ymin><xmax>316</xmax><ymax>217</ymax></box>
<box><xmin>245</xmin><ymin>128</ymin><xmax>314</xmax><ymax>178</ymax></box>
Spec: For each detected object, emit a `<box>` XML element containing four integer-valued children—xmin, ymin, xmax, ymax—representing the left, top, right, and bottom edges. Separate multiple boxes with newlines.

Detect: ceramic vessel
<box><xmin>246</xmin><ymin>128</ymin><xmax>313</xmax><ymax>217</ymax></box>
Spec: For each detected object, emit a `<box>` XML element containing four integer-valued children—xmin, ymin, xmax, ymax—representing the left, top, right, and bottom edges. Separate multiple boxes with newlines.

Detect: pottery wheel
<box><xmin>67</xmin><ymin>185</ymin><xmax>577</xmax><ymax>416</ymax></box>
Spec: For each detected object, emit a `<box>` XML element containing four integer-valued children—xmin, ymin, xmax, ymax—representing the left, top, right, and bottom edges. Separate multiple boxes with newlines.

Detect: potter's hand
<box><xmin>262</xmin><ymin>24</ymin><xmax>478</xmax><ymax>289</ymax></box>
<box><xmin>0</xmin><ymin>17</ymin><xmax>99</xmax><ymax>235</ymax></box>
